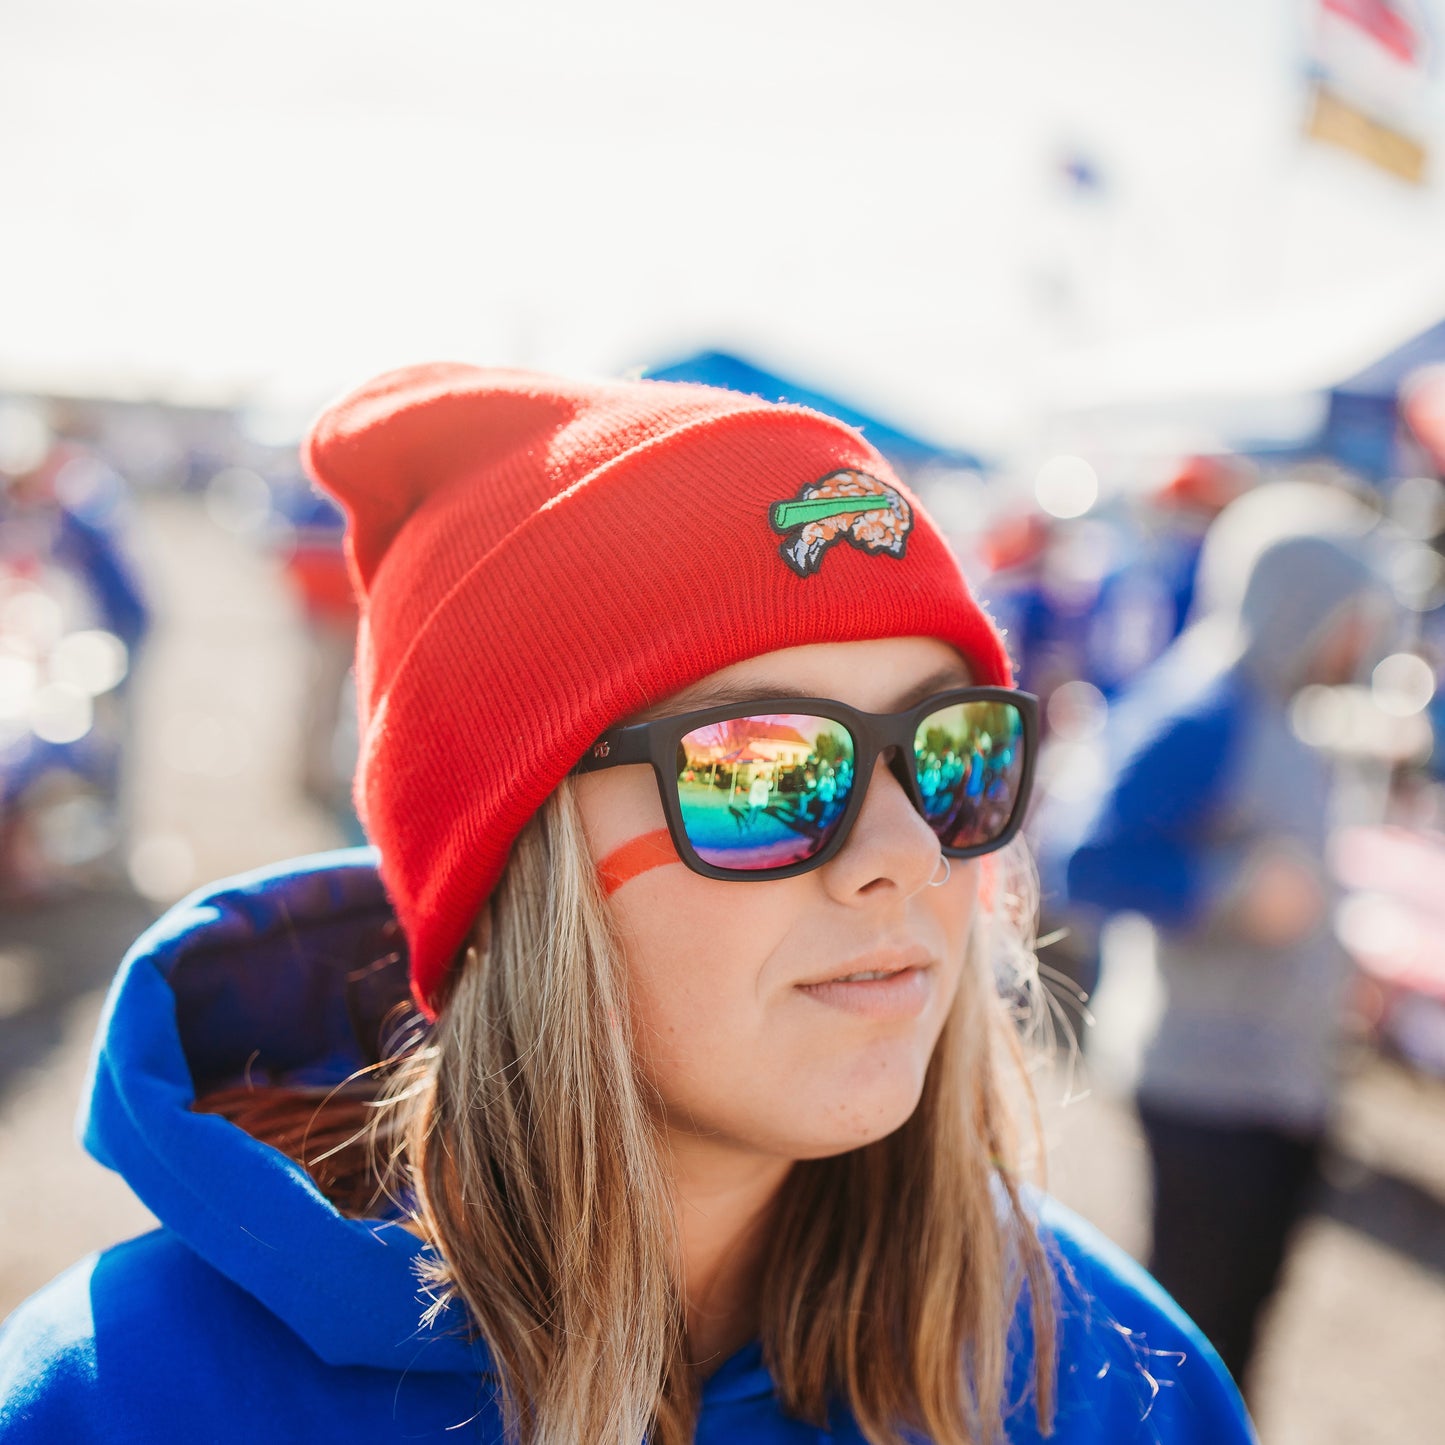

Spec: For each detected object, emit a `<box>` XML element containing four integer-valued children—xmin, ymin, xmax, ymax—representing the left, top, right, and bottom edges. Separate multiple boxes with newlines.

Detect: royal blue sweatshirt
<box><xmin>0</xmin><ymin>851</ymin><xmax>1255</xmax><ymax>1442</ymax></box>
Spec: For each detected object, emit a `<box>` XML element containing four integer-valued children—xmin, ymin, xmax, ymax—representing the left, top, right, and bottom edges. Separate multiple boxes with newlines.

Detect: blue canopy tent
<box><xmin>1319</xmin><ymin>316</ymin><xmax>1445</xmax><ymax>481</ymax></box>
<box><xmin>643</xmin><ymin>350</ymin><xmax>986</xmax><ymax>476</ymax></box>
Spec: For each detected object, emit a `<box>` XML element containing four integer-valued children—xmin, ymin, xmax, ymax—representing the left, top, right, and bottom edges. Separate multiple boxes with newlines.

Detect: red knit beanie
<box><xmin>303</xmin><ymin>363</ymin><xmax>1010</xmax><ymax>1015</ymax></box>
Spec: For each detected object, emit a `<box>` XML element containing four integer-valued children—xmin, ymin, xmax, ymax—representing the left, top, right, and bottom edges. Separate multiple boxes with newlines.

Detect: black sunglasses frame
<box><xmin>571</xmin><ymin>686</ymin><xmax>1039</xmax><ymax>882</ymax></box>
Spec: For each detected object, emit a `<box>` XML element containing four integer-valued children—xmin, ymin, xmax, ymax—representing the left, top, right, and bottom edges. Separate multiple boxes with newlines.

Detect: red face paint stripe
<box><xmin>597</xmin><ymin>828</ymin><xmax>680</xmax><ymax>897</ymax></box>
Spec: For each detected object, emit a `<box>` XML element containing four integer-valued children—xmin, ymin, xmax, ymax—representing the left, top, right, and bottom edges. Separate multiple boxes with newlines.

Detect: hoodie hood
<box><xmin>78</xmin><ymin>848</ymin><xmax>487</xmax><ymax>1376</ymax></box>
<box><xmin>1188</xmin><ymin>480</ymin><xmax>1391</xmax><ymax>694</ymax></box>
<box><xmin>63</xmin><ymin>855</ymin><xmax>1254</xmax><ymax>1442</ymax></box>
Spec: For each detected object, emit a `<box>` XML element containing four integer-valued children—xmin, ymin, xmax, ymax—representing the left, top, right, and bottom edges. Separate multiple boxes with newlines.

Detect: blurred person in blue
<box><xmin>980</xmin><ymin>501</ymin><xmax>1179</xmax><ymax>714</ymax></box>
<box><xmin>0</xmin><ymin>433</ymin><xmax>149</xmax><ymax>655</ymax></box>
<box><xmin>1143</xmin><ymin>454</ymin><xmax>1253</xmax><ymax>643</ymax></box>
<box><xmin>0</xmin><ymin>423</ymin><xmax>149</xmax><ymax>894</ymax></box>
<box><xmin>974</xmin><ymin>506</ymin><xmax>1057</xmax><ymax>694</ymax></box>
<box><xmin>1044</xmin><ymin>479</ymin><xmax>1394</xmax><ymax>1397</ymax></box>
<box><xmin>0</xmin><ymin>366</ymin><xmax>1252</xmax><ymax>1443</ymax></box>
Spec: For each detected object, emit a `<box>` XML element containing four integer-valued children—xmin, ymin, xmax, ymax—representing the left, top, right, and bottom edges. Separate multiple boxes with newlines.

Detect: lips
<box><xmin>794</xmin><ymin>947</ymin><xmax>937</xmax><ymax>1022</ymax></box>
<box><xmin>796</xmin><ymin>944</ymin><xmax>934</xmax><ymax>990</ymax></box>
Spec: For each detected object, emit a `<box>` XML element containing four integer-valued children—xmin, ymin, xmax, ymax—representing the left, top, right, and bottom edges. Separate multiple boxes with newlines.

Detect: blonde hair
<box><xmin>385</xmin><ymin>775</ymin><xmax>1057</xmax><ymax>1445</ymax></box>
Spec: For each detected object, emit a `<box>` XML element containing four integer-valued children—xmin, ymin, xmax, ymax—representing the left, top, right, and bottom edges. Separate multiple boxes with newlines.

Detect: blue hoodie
<box><xmin>0</xmin><ymin>852</ymin><xmax>1254</xmax><ymax>1443</ymax></box>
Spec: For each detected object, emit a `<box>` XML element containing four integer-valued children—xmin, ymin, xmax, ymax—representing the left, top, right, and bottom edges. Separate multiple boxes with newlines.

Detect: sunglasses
<box><xmin>571</xmin><ymin>687</ymin><xmax>1038</xmax><ymax>881</ymax></box>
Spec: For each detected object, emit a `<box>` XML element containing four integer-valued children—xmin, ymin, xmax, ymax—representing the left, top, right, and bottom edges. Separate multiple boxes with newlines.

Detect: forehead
<box><xmin>637</xmin><ymin>637</ymin><xmax>972</xmax><ymax>720</ymax></box>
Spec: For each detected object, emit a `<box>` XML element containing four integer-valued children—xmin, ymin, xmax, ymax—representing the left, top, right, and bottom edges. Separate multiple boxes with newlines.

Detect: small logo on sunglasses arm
<box><xmin>592</xmin><ymin>741</ymin><xmax>611</xmax><ymax>759</ymax></box>
<box><xmin>769</xmin><ymin>470</ymin><xmax>912</xmax><ymax>578</ymax></box>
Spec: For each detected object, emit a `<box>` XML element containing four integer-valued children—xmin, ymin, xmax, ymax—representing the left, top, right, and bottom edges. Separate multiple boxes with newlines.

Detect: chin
<box><xmin>782</xmin><ymin>1067</ymin><xmax>932</xmax><ymax>1160</ymax></box>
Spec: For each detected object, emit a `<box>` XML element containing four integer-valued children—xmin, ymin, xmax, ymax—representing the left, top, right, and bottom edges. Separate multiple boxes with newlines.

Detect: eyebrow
<box><xmin>633</xmin><ymin>664</ymin><xmax>974</xmax><ymax>721</ymax></box>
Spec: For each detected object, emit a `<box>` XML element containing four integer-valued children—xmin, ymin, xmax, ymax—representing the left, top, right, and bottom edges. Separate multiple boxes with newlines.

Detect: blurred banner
<box><xmin>1306</xmin><ymin>0</ymin><xmax>1433</xmax><ymax>182</ymax></box>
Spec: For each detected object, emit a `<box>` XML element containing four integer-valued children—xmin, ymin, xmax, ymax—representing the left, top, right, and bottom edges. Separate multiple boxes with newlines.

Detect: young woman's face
<box><xmin>574</xmin><ymin>636</ymin><xmax>981</xmax><ymax>1163</ymax></box>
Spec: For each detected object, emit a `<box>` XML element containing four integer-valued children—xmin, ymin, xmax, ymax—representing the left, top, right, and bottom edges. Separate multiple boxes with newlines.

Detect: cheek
<box><xmin>607</xmin><ymin>871</ymin><xmax>796</xmax><ymax>1105</ymax></box>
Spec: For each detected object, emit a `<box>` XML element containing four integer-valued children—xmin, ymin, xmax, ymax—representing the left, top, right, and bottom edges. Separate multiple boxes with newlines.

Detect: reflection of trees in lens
<box><xmin>970</xmin><ymin>702</ymin><xmax>1020</xmax><ymax>744</ymax></box>
<box><xmin>919</xmin><ymin>724</ymin><xmax>956</xmax><ymax>759</ymax></box>
<box><xmin>811</xmin><ymin>725</ymin><xmax>849</xmax><ymax>764</ymax></box>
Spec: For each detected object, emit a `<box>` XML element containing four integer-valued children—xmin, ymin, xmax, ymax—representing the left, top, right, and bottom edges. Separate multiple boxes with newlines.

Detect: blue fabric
<box><xmin>1323</xmin><ymin>315</ymin><xmax>1445</xmax><ymax>480</ymax></box>
<box><xmin>0</xmin><ymin>852</ymin><xmax>1254</xmax><ymax>1442</ymax></box>
<box><xmin>54</xmin><ymin>505</ymin><xmax>150</xmax><ymax>650</ymax></box>
<box><xmin>644</xmin><ymin>350</ymin><xmax>985</xmax><ymax>475</ymax></box>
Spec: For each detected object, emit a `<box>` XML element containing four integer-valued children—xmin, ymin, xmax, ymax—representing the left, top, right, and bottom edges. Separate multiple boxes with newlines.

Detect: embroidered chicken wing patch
<box><xmin>769</xmin><ymin>470</ymin><xmax>912</xmax><ymax>578</ymax></box>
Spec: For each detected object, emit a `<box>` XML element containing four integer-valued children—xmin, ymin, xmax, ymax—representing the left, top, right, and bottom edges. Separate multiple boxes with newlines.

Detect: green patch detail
<box><xmin>769</xmin><ymin>495</ymin><xmax>880</xmax><ymax>530</ymax></box>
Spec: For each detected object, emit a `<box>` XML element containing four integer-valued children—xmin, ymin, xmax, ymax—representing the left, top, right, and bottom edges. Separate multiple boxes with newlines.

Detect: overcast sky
<box><xmin>5</xmin><ymin>0</ymin><xmax>1445</xmax><ymax>446</ymax></box>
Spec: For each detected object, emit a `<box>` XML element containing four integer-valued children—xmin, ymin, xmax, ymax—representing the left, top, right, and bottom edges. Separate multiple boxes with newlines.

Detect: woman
<box><xmin>0</xmin><ymin>366</ymin><xmax>1253</xmax><ymax>1443</ymax></box>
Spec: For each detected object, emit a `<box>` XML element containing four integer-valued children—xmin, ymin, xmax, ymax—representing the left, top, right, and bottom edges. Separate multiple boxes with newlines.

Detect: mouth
<box><xmin>791</xmin><ymin>945</ymin><xmax>939</xmax><ymax>1021</ymax></box>
<box><xmin>797</xmin><ymin>945</ymin><xmax>934</xmax><ymax>989</ymax></box>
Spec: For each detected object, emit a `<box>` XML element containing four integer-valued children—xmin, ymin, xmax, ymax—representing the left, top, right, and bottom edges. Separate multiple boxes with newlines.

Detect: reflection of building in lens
<box><xmin>681</xmin><ymin>717</ymin><xmax>846</xmax><ymax>804</ymax></box>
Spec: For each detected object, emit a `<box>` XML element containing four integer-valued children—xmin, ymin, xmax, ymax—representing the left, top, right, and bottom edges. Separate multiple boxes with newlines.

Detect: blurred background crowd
<box><xmin>4</xmin><ymin>2</ymin><xmax>1445</xmax><ymax>1441</ymax></box>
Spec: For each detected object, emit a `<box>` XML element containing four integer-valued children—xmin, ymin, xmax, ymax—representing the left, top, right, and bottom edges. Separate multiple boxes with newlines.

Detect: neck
<box><xmin>666</xmin><ymin>1130</ymin><xmax>792</xmax><ymax>1374</ymax></box>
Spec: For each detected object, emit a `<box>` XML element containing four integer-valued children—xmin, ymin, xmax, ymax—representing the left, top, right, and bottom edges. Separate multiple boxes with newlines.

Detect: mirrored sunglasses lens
<box><xmin>676</xmin><ymin>714</ymin><xmax>855</xmax><ymax>870</ymax></box>
<box><xmin>914</xmin><ymin>700</ymin><xmax>1025</xmax><ymax>850</ymax></box>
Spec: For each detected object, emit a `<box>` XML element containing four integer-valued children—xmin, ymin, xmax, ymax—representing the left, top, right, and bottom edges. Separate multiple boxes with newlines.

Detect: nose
<box><xmin>821</xmin><ymin>750</ymin><xmax>941</xmax><ymax>902</ymax></box>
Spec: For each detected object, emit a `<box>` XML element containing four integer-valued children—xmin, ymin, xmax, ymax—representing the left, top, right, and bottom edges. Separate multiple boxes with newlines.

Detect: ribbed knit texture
<box><xmin>304</xmin><ymin>363</ymin><xmax>1010</xmax><ymax>1014</ymax></box>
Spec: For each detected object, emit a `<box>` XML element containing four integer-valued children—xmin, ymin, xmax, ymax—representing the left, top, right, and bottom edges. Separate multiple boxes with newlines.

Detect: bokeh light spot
<box><xmin>30</xmin><ymin>684</ymin><xmax>93</xmax><ymax>744</ymax></box>
<box><xmin>1035</xmin><ymin>455</ymin><xmax>1099</xmax><ymax>519</ymax></box>
<box><xmin>1372</xmin><ymin>652</ymin><xmax>1435</xmax><ymax>718</ymax></box>
<box><xmin>128</xmin><ymin>834</ymin><xmax>197</xmax><ymax>902</ymax></box>
<box><xmin>51</xmin><ymin>630</ymin><xmax>129</xmax><ymax>697</ymax></box>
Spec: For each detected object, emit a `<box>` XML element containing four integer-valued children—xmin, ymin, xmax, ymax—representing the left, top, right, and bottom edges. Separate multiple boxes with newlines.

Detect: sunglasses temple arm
<box><xmin>571</xmin><ymin>724</ymin><xmax>654</xmax><ymax>774</ymax></box>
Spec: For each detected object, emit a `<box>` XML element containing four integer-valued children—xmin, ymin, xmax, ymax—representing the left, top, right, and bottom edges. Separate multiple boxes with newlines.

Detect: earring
<box><xmin>926</xmin><ymin>856</ymin><xmax>952</xmax><ymax>888</ymax></box>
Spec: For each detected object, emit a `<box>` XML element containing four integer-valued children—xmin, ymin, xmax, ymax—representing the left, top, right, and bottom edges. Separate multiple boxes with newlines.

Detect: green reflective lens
<box><xmin>914</xmin><ymin>700</ymin><xmax>1025</xmax><ymax>850</ymax></box>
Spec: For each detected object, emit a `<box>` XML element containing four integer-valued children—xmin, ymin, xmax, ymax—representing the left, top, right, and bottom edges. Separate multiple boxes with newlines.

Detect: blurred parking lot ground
<box><xmin>2</xmin><ymin>491</ymin><xmax>1443</xmax><ymax>1443</ymax></box>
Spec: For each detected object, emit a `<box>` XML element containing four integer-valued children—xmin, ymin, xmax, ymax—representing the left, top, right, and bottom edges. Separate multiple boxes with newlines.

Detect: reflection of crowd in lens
<box><xmin>920</xmin><ymin>715</ymin><xmax>1023</xmax><ymax>848</ymax></box>
<box><xmin>785</xmin><ymin>753</ymin><xmax>851</xmax><ymax>832</ymax></box>
<box><xmin>726</xmin><ymin>751</ymin><xmax>856</xmax><ymax>838</ymax></box>
<box><xmin>918</xmin><ymin>749</ymin><xmax>967</xmax><ymax>815</ymax></box>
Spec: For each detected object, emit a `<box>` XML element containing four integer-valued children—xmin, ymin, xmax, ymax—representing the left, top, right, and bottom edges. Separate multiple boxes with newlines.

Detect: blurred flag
<box><xmin>1305</xmin><ymin>85</ymin><xmax>1429</xmax><ymax>181</ymax></box>
<box><xmin>1057</xmin><ymin>150</ymin><xmax>1107</xmax><ymax>199</ymax></box>
<box><xmin>1306</xmin><ymin>0</ymin><xmax>1432</xmax><ymax>183</ymax></box>
<box><xmin>1322</xmin><ymin>0</ymin><xmax>1423</xmax><ymax>66</ymax></box>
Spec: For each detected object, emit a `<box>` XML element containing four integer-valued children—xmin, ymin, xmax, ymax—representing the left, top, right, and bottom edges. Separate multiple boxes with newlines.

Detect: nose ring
<box><xmin>926</xmin><ymin>856</ymin><xmax>952</xmax><ymax>888</ymax></box>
